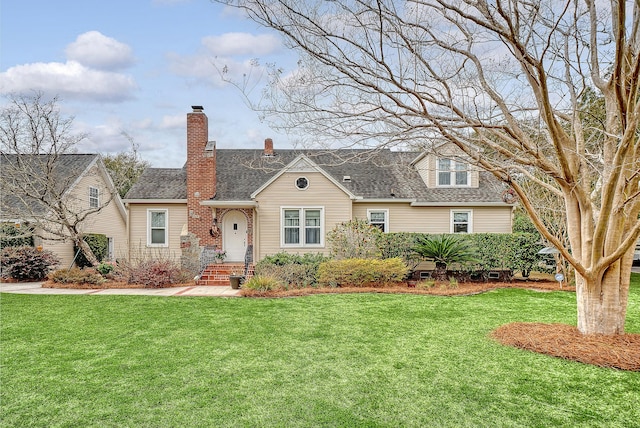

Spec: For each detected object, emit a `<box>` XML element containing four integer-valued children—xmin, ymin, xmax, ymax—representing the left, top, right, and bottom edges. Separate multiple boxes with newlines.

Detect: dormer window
<box><xmin>437</xmin><ymin>158</ymin><xmax>469</xmax><ymax>187</ymax></box>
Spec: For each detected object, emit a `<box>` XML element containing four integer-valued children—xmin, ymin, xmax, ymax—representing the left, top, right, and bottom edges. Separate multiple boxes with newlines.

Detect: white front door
<box><xmin>223</xmin><ymin>211</ymin><xmax>247</xmax><ymax>261</ymax></box>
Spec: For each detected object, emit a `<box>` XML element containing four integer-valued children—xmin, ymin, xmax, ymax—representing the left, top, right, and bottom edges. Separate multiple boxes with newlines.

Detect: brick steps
<box><xmin>197</xmin><ymin>263</ymin><xmax>254</xmax><ymax>286</ymax></box>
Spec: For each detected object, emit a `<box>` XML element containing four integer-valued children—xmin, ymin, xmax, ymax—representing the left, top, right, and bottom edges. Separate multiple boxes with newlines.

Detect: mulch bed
<box><xmin>492</xmin><ymin>323</ymin><xmax>640</xmax><ymax>371</ymax></box>
<box><xmin>238</xmin><ymin>279</ymin><xmax>575</xmax><ymax>298</ymax></box>
<box><xmin>41</xmin><ymin>280</ymin><xmax>196</xmax><ymax>289</ymax></box>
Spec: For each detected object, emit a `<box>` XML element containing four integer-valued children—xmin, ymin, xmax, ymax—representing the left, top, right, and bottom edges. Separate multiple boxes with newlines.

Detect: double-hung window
<box><xmin>367</xmin><ymin>209</ymin><xmax>389</xmax><ymax>232</ymax></box>
<box><xmin>282</xmin><ymin>208</ymin><xmax>323</xmax><ymax>246</ymax></box>
<box><xmin>89</xmin><ymin>186</ymin><xmax>99</xmax><ymax>208</ymax></box>
<box><xmin>451</xmin><ymin>210</ymin><xmax>472</xmax><ymax>233</ymax></box>
<box><xmin>148</xmin><ymin>209</ymin><xmax>168</xmax><ymax>246</ymax></box>
<box><xmin>437</xmin><ymin>158</ymin><xmax>469</xmax><ymax>186</ymax></box>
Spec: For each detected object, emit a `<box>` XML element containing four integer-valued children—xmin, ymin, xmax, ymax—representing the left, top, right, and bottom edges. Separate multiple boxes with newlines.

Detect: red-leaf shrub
<box><xmin>1</xmin><ymin>246</ymin><xmax>59</xmax><ymax>281</ymax></box>
<box><xmin>127</xmin><ymin>259</ymin><xmax>189</xmax><ymax>288</ymax></box>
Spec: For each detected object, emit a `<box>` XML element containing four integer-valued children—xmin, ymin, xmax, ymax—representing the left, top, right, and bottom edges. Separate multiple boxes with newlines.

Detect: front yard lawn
<box><xmin>2</xmin><ymin>276</ymin><xmax>639</xmax><ymax>427</ymax></box>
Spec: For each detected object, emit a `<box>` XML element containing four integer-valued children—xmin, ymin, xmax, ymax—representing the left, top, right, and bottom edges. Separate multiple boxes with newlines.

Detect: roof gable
<box><xmin>250</xmin><ymin>154</ymin><xmax>357</xmax><ymax>199</ymax></box>
<box><xmin>1</xmin><ymin>153</ymin><xmax>127</xmax><ymax>222</ymax></box>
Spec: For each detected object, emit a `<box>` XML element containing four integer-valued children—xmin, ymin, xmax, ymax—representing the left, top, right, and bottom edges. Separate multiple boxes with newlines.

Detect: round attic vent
<box><xmin>295</xmin><ymin>176</ymin><xmax>309</xmax><ymax>190</ymax></box>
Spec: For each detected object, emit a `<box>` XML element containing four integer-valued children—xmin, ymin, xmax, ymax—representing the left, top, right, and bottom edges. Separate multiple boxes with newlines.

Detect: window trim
<box><xmin>89</xmin><ymin>186</ymin><xmax>99</xmax><ymax>208</ymax></box>
<box><xmin>280</xmin><ymin>206</ymin><xmax>324</xmax><ymax>247</ymax></box>
<box><xmin>367</xmin><ymin>209</ymin><xmax>389</xmax><ymax>232</ymax></box>
<box><xmin>147</xmin><ymin>209</ymin><xmax>169</xmax><ymax>247</ymax></box>
<box><xmin>436</xmin><ymin>158</ymin><xmax>470</xmax><ymax>187</ymax></box>
<box><xmin>450</xmin><ymin>209</ymin><xmax>473</xmax><ymax>234</ymax></box>
<box><xmin>107</xmin><ymin>237</ymin><xmax>114</xmax><ymax>261</ymax></box>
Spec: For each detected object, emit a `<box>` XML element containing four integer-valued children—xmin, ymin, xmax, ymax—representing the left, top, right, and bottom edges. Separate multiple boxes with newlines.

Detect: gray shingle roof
<box><xmin>124</xmin><ymin>168</ymin><xmax>186</xmax><ymax>200</ymax></box>
<box><xmin>125</xmin><ymin>149</ymin><xmax>506</xmax><ymax>204</ymax></box>
<box><xmin>1</xmin><ymin>153</ymin><xmax>98</xmax><ymax>217</ymax></box>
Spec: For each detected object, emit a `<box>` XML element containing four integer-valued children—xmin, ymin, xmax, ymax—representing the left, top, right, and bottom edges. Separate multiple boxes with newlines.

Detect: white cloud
<box><xmin>202</xmin><ymin>33</ymin><xmax>281</xmax><ymax>56</ymax></box>
<box><xmin>0</xmin><ymin>61</ymin><xmax>137</xmax><ymax>102</ymax></box>
<box><xmin>159</xmin><ymin>114</ymin><xmax>184</xmax><ymax>129</ymax></box>
<box><xmin>65</xmin><ymin>31</ymin><xmax>135</xmax><ymax>70</ymax></box>
<box><xmin>166</xmin><ymin>32</ymin><xmax>283</xmax><ymax>87</ymax></box>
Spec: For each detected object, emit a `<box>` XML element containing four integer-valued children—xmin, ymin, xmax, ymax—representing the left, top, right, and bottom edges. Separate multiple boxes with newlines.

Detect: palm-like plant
<box><xmin>413</xmin><ymin>235</ymin><xmax>477</xmax><ymax>281</ymax></box>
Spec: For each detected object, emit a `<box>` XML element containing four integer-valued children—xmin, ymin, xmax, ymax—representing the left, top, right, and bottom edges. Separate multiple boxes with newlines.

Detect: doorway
<box><xmin>222</xmin><ymin>210</ymin><xmax>247</xmax><ymax>261</ymax></box>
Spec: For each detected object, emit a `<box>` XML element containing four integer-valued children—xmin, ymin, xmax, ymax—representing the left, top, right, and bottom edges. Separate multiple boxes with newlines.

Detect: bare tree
<box><xmin>103</xmin><ymin>132</ymin><xmax>150</xmax><ymax>198</ymax></box>
<box><xmin>217</xmin><ymin>0</ymin><xmax>640</xmax><ymax>334</ymax></box>
<box><xmin>1</xmin><ymin>92</ymin><xmax>116</xmax><ymax>266</ymax></box>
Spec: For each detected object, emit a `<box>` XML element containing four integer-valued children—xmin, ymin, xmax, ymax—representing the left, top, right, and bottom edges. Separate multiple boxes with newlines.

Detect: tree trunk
<box><xmin>575</xmin><ymin>263</ymin><xmax>630</xmax><ymax>335</ymax></box>
<box><xmin>434</xmin><ymin>262</ymin><xmax>447</xmax><ymax>282</ymax></box>
<box><xmin>76</xmin><ymin>237</ymin><xmax>99</xmax><ymax>267</ymax></box>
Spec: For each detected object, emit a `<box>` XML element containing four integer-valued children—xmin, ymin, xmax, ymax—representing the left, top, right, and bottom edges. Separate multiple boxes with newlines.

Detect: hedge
<box><xmin>74</xmin><ymin>233</ymin><xmax>108</xmax><ymax>267</ymax></box>
<box><xmin>317</xmin><ymin>258</ymin><xmax>408</xmax><ymax>287</ymax></box>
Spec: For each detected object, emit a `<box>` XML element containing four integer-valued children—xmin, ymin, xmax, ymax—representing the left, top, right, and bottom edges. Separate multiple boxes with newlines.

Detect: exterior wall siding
<box><xmin>353</xmin><ymin>204</ymin><xmax>512</xmax><ymax>234</ymax></box>
<box><xmin>40</xmin><ymin>165</ymin><xmax>127</xmax><ymax>267</ymax></box>
<box><xmin>255</xmin><ymin>172</ymin><xmax>352</xmax><ymax>259</ymax></box>
<box><xmin>128</xmin><ymin>203</ymin><xmax>187</xmax><ymax>262</ymax></box>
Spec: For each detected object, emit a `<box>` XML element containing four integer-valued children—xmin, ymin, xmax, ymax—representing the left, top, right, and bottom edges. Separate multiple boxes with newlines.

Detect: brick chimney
<box><xmin>186</xmin><ymin>106</ymin><xmax>216</xmax><ymax>246</ymax></box>
<box><xmin>264</xmin><ymin>138</ymin><xmax>274</xmax><ymax>156</ymax></box>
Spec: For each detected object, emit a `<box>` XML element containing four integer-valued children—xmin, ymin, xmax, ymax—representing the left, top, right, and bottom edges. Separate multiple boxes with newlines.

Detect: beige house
<box><xmin>124</xmin><ymin>107</ymin><xmax>515</xmax><ymax>283</ymax></box>
<box><xmin>1</xmin><ymin>154</ymin><xmax>128</xmax><ymax>267</ymax></box>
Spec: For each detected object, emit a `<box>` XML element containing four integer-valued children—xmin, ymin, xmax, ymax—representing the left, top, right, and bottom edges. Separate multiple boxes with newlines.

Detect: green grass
<box><xmin>2</xmin><ymin>276</ymin><xmax>640</xmax><ymax>427</ymax></box>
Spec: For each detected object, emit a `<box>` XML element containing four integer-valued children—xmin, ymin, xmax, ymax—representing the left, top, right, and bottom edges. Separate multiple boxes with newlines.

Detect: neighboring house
<box><xmin>124</xmin><ymin>106</ymin><xmax>515</xmax><ymax>277</ymax></box>
<box><xmin>1</xmin><ymin>154</ymin><xmax>128</xmax><ymax>267</ymax></box>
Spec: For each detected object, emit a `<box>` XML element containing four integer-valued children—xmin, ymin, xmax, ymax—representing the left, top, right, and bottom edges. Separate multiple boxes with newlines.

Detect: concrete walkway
<box><xmin>0</xmin><ymin>282</ymin><xmax>241</xmax><ymax>297</ymax></box>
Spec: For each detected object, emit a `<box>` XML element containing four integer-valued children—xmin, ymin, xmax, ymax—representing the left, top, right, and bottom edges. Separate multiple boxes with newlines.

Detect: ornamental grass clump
<box><xmin>49</xmin><ymin>267</ymin><xmax>105</xmax><ymax>285</ymax></box>
<box><xmin>317</xmin><ymin>257</ymin><xmax>408</xmax><ymax>287</ymax></box>
<box><xmin>242</xmin><ymin>275</ymin><xmax>284</xmax><ymax>292</ymax></box>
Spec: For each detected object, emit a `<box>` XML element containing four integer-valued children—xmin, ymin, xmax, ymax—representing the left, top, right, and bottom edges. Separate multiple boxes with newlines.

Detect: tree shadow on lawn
<box><xmin>241</xmin><ymin>280</ymin><xmax>640</xmax><ymax>372</ymax></box>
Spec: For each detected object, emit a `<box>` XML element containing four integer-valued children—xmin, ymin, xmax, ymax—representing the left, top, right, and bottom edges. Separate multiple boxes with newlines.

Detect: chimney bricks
<box><xmin>186</xmin><ymin>106</ymin><xmax>216</xmax><ymax>246</ymax></box>
<box><xmin>264</xmin><ymin>138</ymin><xmax>274</xmax><ymax>156</ymax></box>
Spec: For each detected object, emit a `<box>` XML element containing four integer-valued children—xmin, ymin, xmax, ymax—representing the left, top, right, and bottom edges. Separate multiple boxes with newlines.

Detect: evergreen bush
<box><xmin>317</xmin><ymin>257</ymin><xmax>408</xmax><ymax>287</ymax></box>
<box><xmin>0</xmin><ymin>223</ymin><xmax>34</xmax><ymax>248</ymax></box>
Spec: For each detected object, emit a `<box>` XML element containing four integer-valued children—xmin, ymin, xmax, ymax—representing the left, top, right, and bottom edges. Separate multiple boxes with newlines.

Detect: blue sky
<box><xmin>1</xmin><ymin>0</ymin><xmax>297</xmax><ymax>167</ymax></box>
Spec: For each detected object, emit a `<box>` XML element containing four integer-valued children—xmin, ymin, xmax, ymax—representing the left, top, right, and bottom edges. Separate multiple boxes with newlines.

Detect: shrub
<box><xmin>242</xmin><ymin>275</ymin><xmax>284</xmax><ymax>292</ymax></box>
<box><xmin>74</xmin><ymin>233</ymin><xmax>108</xmax><ymax>268</ymax></box>
<box><xmin>317</xmin><ymin>258</ymin><xmax>408</xmax><ymax>287</ymax></box>
<box><xmin>413</xmin><ymin>234</ymin><xmax>477</xmax><ymax>281</ymax></box>
<box><xmin>511</xmin><ymin>233</ymin><xmax>545</xmax><ymax>278</ymax></box>
<box><xmin>255</xmin><ymin>263</ymin><xmax>311</xmax><ymax>288</ymax></box>
<box><xmin>96</xmin><ymin>261</ymin><xmax>116</xmax><ymax>276</ymax></box>
<box><xmin>466</xmin><ymin>233</ymin><xmax>545</xmax><ymax>278</ymax></box>
<box><xmin>327</xmin><ymin>219</ymin><xmax>382</xmax><ymax>259</ymax></box>
<box><xmin>467</xmin><ymin>233</ymin><xmax>512</xmax><ymax>274</ymax></box>
<box><xmin>0</xmin><ymin>223</ymin><xmax>34</xmax><ymax>248</ymax></box>
<box><xmin>49</xmin><ymin>267</ymin><xmax>105</xmax><ymax>285</ymax></box>
<box><xmin>376</xmin><ymin>232</ymin><xmax>422</xmax><ymax>269</ymax></box>
<box><xmin>127</xmin><ymin>259</ymin><xmax>188</xmax><ymax>288</ymax></box>
<box><xmin>513</xmin><ymin>211</ymin><xmax>540</xmax><ymax>235</ymax></box>
<box><xmin>0</xmin><ymin>246</ymin><xmax>59</xmax><ymax>281</ymax></box>
<box><xmin>255</xmin><ymin>252</ymin><xmax>330</xmax><ymax>288</ymax></box>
